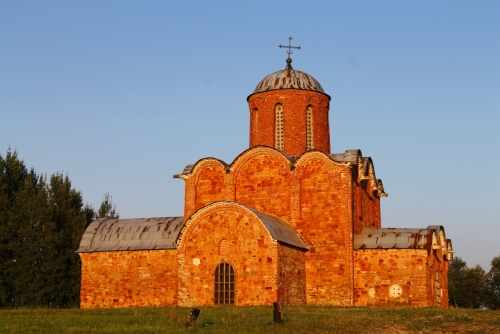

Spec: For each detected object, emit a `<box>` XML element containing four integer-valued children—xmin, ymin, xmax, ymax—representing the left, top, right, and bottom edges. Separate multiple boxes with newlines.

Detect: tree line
<box><xmin>449</xmin><ymin>256</ymin><xmax>500</xmax><ymax>309</ymax></box>
<box><xmin>0</xmin><ymin>149</ymin><xmax>118</xmax><ymax>307</ymax></box>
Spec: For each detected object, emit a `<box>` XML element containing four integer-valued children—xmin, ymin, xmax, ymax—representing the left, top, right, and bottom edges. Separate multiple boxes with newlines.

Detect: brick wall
<box><xmin>183</xmin><ymin>159</ymin><xmax>229</xmax><ymax>220</ymax></box>
<box><xmin>178</xmin><ymin>147</ymin><xmax>391</xmax><ymax>307</ymax></box>
<box><xmin>234</xmin><ymin>153</ymin><xmax>291</xmax><ymax>222</ymax></box>
<box><xmin>248</xmin><ymin>89</ymin><xmax>330</xmax><ymax>156</ymax></box>
<box><xmin>195</xmin><ymin>161</ymin><xmax>227</xmax><ymax>211</ymax></box>
<box><xmin>353</xmin><ymin>178</ymin><xmax>381</xmax><ymax>234</ymax></box>
<box><xmin>277</xmin><ymin>244</ymin><xmax>306</xmax><ymax>305</ymax></box>
<box><xmin>353</xmin><ymin>249</ymin><xmax>431</xmax><ymax>307</ymax></box>
<box><xmin>426</xmin><ymin>246</ymin><xmax>450</xmax><ymax>307</ymax></box>
<box><xmin>183</xmin><ymin>148</ymin><xmax>382</xmax><ymax>239</ymax></box>
<box><xmin>177</xmin><ymin>203</ymin><xmax>280</xmax><ymax>306</ymax></box>
<box><xmin>295</xmin><ymin>154</ymin><xmax>354</xmax><ymax>305</ymax></box>
<box><xmin>79</xmin><ymin>250</ymin><xmax>177</xmax><ymax>308</ymax></box>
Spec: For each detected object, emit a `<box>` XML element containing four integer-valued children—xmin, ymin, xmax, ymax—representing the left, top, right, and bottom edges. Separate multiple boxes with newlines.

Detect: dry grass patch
<box><xmin>0</xmin><ymin>306</ymin><xmax>498</xmax><ymax>333</ymax></box>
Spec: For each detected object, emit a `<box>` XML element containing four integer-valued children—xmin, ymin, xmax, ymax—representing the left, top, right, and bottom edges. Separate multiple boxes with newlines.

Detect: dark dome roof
<box><xmin>248</xmin><ymin>59</ymin><xmax>330</xmax><ymax>100</ymax></box>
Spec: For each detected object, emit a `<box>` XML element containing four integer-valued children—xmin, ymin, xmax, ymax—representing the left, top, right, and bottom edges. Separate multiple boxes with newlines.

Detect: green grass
<box><xmin>0</xmin><ymin>306</ymin><xmax>499</xmax><ymax>333</ymax></box>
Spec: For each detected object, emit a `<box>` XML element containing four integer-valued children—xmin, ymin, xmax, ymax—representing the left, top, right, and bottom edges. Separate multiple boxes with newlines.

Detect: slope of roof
<box><xmin>328</xmin><ymin>149</ymin><xmax>361</xmax><ymax>164</ymax></box>
<box><xmin>77</xmin><ymin>217</ymin><xmax>184</xmax><ymax>253</ymax></box>
<box><xmin>245</xmin><ymin>205</ymin><xmax>308</xmax><ymax>250</ymax></box>
<box><xmin>354</xmin><ymin>228</ymin><xmax>433</xmax><ymax>249</ymax></box>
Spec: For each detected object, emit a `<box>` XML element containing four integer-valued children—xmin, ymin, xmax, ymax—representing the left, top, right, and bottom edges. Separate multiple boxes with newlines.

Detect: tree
<box><xmin>448</xmin><ymin>257</ymin><xmax>486</xmax><ymax>308</ymax></box>
<box><xmin>483</xmin><ymin>256</ymin><xmax>500</xmax><ymax>310</ymax></box>
<box><xmin>0</xmin><ymin>149</ymin><xmax>31</xmax><ymax>307</ymax></box>
<box><xmin>0</xmin><ymin>149</ymin><xmax>99</xmax><ymax>307</ymax></box>
<box><xmin>97</xmin><ymin>192</ymin><xmax>119</xmax><ymax>219</ymax></box>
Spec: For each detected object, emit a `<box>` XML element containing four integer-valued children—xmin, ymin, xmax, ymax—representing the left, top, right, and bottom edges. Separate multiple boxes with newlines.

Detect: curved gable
<box><xmin>230</xmin><ymin>146</ymin><xmax>293</xmax><ymax>220</ymax></box>
<box><xmin>230</xmin><ymin>145</ymin><xmax>294</xmax><ymax>173</ymax></box>
<box><xmin>177</xmin><ymin>201</ymin><xmax>308</xmax><ymax>251</ymax></box>
<box><xmin>295</xmin><ymin>150</ymin><xmax>350</xmax><ymax>171</ymax></box>
<box><xmin>174</xmin><ymin>158</ymin><xmax>228</xmax><ymax>180</ymax></box>
<box><xmin>174</xmin><ymin>146</ymin><xmax>294</xmax><ymax>181</ymax></box>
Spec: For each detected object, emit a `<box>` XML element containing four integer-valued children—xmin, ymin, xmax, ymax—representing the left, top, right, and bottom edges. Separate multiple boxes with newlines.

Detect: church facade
<box><xmin>77</xmin><ymin>56</ymin><xmax>453</xmax><ymax>308</ymax></box>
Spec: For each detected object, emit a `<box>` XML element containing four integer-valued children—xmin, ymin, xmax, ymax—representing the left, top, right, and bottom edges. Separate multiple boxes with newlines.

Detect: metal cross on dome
<box><xmin>279</xmin><ymin>37</ymin><xmax>301</xmax><ymax>58</ymax></box>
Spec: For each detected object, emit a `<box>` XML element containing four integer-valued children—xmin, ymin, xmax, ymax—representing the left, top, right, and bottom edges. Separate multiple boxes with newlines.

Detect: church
<box><xmin>77</xmin><ymin>43</ymin><xmax>453</xmax><ymax>308</ymax></box>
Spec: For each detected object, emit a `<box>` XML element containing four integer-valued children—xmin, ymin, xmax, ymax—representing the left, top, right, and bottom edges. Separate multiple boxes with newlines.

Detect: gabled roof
<box><xmin>77</xmin><ymin>217</ymin><xmax>184</xmax><ymax>253</ymax></box>
<box><xmin>77</xmin><ymin>201</ymin><xmax>308</xmax><ymax>253</ymax></box>
<box><xmin>353</xmin><ymin>225</ymin><xmax>454</xmax><ymax>260</ymax></box>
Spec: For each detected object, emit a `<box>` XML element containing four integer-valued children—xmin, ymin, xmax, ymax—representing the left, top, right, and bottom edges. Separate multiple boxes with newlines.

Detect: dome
<box><xmin>247</xmin><ymin>59</ymin><xmax>330</xmax><ymax>101</ymax></box>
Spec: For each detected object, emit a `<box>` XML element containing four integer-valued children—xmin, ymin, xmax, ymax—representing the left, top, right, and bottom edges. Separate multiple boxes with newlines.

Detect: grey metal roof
<box><xmin>248</xmin><ymin>207</ymin><xmax>308</xmax><ymax>250</ymax></box>
<box><xmin>353</xmin><ymin>227</ymin><xmax>436</xmax><ymax>250</ymax></box>
<box><xmin>77</xmin><ymin>217</ymin><xmax>184</xmax><ymax>253</ymax></box>
<box><xmin>181</xmin><ymin>164</ymin><xmax>195</xmax><ymax>174</ymax></box>
<box><xmin>328</xmin><ymin>149</ymin><xmax>361</xmax><ymax>164</ymax></box>
<box><xmin>248</xmin><ymin>62</ymin><xmax>330</xmax><ymax>100</ymax></box>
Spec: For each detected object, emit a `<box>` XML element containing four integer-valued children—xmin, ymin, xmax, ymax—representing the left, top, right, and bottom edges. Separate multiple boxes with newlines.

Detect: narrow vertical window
<box><xmin>214</xmin><ymin>263</ymin><xmax>235</xmax><ymax>305</ymax></box>
<box><xmin>250</xmin><ymin>108</ymin><xmax>258</xmax><ymax>145</ymax></box>
<box><xmin>435</xmin><ymin>271</ymin><xmax>442</xmax><ymax>304</ymax></box>
<box><xmin>306</xmin><ymin>106</ymin><xmax>313</xmax><ymax>150</ymax></box>
<box><xmin>275</xmin><ymin>104</ymin><xmax>284</xmax><ymax>150</ymax></box>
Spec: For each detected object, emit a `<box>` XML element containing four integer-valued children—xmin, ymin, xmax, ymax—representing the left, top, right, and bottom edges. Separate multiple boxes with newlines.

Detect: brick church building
<box><xmin>77</xmin><ymin>52</ymin><xmax>453</xmax><ymax>308</ymax></box>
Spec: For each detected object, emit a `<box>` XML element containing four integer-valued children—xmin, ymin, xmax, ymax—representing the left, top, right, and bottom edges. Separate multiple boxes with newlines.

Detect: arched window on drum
<box><xmin>306</xmin><ymin>105</ymin><xmax>313</xmax><ymax>150</ymax></box>
<box><xmin>275</xmin><ymin>104</ymin><xmax>284</xmax><ymax>150</ymax></box>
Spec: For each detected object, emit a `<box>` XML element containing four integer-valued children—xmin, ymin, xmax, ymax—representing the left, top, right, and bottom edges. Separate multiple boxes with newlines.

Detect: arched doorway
<box><xmin>214</xmin><ymin>263</ymin><xmax>235</xmax><ymax>305</ymax></box>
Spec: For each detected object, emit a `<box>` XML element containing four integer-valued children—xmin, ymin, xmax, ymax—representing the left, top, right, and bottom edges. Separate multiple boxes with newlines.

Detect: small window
<box><xmin>214</xmin><ymin>263</ymin><xmax>235</xmax><ymax>305</ymax></box>
<box><xmin>435</xmin><ymin>271</ymin><xmax>442</xmax><ymax>304</ymax></box>
<box><xmin>251</xmin><ymin>108</ymin><xmax>258</xmax><ymax>142</ymax></box>
<box><xmin>306</xmin><ymin>106</ymin><xmax>313</xmax><ymax>150</ymax></box>
<box><xmin>275</xmin><ymin>104</ymin><xmax>284</xmax><ymax>150</ymax></box>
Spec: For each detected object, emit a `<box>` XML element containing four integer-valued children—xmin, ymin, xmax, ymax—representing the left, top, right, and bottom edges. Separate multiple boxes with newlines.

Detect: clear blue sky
<box><xmin>1</xmin><ymin>1</ymin><xmax>499</xmax><ymax>269</ymax></box>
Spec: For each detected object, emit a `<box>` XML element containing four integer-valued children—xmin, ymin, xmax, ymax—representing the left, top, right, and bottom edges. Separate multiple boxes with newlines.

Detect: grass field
<box><xmin>0</xmin><ymin>306</ymin><xmax>499</xmax><ymax>333</ymax></box>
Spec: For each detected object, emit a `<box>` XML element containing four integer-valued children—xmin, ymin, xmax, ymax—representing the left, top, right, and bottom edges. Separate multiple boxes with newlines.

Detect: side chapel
<box><xmin>77</xmin><ymin>43</ymin><xmax>453</xmax><ymax>308</ymax></box>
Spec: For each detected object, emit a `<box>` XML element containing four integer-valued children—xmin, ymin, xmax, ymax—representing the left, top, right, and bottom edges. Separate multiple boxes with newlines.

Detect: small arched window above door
<box><xmin>214</xmin><ymin>262</ymin><xmax>235</xmax><ymax>305</ymax></box>
<box><xmin>219</xmin><ymin>239</ymin><xmax>230</xmax><ymax>256</ymax></box>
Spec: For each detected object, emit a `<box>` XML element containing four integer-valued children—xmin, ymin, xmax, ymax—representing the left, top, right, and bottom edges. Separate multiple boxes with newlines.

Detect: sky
<box><xmin>1</xmin><ymin>1</ymin><xmax>499</xmax><ymax>270</ymax></box>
